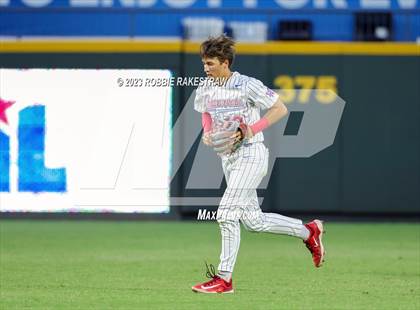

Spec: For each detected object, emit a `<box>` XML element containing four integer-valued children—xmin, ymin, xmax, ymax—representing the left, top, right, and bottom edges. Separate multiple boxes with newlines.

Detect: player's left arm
<box><xmin>246</xmin><ymin>98</ymin><xmax>288</xmax><ymax>139</ymax></box>
<box><xmin>260</xmin><ymin>97</ymin><xmax>288</xmax><ymax>128</ymax></box>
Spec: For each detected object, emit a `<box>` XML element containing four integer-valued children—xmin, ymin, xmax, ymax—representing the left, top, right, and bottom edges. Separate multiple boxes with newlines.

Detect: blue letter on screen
<box><xmin>18</xmin><ymin>106</ymin><xmax>66</xmax><ymax>192</ymax></box>
<box><xmin>0</xmin><ymin>131</ymin><xmax>10</xmax><ymax>192</ymax></box>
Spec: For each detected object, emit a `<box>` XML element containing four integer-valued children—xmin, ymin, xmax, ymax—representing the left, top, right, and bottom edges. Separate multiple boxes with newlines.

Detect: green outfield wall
<box><xmin>1</xmin><ymin>41</ymin><xmax>419</xmax><ymax>214</ymax></box>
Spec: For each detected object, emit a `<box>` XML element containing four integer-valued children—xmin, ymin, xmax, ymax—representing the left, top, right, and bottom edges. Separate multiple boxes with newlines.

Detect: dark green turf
<box><xmin>0</xmin><ymin>221</ymin><xmax>419</xmax><ymax>309</ymax></box>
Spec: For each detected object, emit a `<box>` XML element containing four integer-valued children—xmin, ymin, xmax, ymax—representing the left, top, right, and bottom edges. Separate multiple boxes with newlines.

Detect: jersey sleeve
<box><xmin>193</xmin><ymin>87</ymin><xmax>207</xmax><ymax>113</ymax></box>
<box><xmin>247</xmin><ymin>77</ymin><xmax>279</xmax><ymax>110</ymax></box>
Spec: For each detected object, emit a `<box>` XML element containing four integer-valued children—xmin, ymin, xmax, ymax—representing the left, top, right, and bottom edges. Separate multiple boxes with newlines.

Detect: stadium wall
<box><xmin>0</xmin><ymin>41</ymin><xmax>419</xmax><ymax>215</ymax></box>
<box><xmin>1</xmin><ymin>4</ymin><xmax>420</xmax><ymax>41</ymax></box>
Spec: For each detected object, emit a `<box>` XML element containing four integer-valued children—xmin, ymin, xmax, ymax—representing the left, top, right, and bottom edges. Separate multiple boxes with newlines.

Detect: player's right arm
<box><xmin>193</xmin><ymin>87</ymin><xmax>213</xmax><ymax>146</ymax></box>
<box><xmin>201</xmin><ymin>112</ymin><xmax>213</xmax><ymax>146</ymax></box>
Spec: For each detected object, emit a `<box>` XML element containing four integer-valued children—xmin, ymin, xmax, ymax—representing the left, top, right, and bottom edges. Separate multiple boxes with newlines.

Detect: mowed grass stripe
<box><xmin>0</xmin><ymin>221</ymin><xmax>419</xmax><ymax>309</ymax></box>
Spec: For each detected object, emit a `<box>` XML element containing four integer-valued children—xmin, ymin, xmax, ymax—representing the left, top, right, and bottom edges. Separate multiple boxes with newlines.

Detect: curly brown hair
<box><xmin>200</xmin><ymin>34</ymin><xmax>235</xmax><ymax>68</ymax></box>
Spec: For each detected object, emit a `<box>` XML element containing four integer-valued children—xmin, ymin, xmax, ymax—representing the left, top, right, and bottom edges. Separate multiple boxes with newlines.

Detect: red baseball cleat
<box><xmin>192</xmin><ymin>263</ymin><xmax>234</xmax><ymax>294</ymax></box>
<box><xmin>304</xmin><ymin>219</ymin><xmax>326</xmax><ymax>268</ymax></box>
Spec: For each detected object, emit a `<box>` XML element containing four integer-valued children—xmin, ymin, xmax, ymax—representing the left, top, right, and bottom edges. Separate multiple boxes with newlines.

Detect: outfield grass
<box><xmin>0</xmin><ymin>220</ymin><xmax>419</xmax><ymax>309</ymax></box>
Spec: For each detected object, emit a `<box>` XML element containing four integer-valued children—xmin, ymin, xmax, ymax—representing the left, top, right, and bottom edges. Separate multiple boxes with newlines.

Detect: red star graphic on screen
<box><xmin>0</xmin><ymin>98</ymin><xmax>15</xmax><ymax>125</ymax></box>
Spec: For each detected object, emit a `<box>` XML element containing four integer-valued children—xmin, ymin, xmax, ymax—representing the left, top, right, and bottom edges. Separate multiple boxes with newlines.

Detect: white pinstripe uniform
<box><xmin>194</xmin><ymin>72</ymin><xmax>306</xmax><ymax>274</ymax></box>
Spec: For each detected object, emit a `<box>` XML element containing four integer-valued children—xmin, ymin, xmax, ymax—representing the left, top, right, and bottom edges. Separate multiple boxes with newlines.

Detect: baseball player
<box><xmin>191</xmin><ymin>35</ymin><xmax>325</xmax><ymax>294</ymax></box>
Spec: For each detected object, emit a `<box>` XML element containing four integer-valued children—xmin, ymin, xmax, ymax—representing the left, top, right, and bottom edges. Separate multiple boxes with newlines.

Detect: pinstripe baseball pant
<box><xmin>217</xmin><ymin>142</ymin><xmax>305</xmax><ymax>273</ymax></box>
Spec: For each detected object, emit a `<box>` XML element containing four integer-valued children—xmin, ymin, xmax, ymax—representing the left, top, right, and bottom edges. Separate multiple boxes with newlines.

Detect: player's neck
<box><xmin>221</xmin><ymin>70</ymin><xmax>232</xmax><ymax>79</ymax></box>
<box><xmin>210</xmin><ymin>70</ymin><xmax>232</xmax><ymax>86</ymax></box>
<box><xmin>215</xmin><ymin>70</ymin><xmax>233</xmax><ymax>85</ymax></box>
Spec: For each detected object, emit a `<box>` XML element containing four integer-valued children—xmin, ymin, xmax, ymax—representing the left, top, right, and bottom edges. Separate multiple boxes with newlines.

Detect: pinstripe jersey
<box><xmin>193</xmin><ymin>72</ymin><xmax>307</xmax><ymax>275</ymax></box>
<box><xmin>194</xmin><ymin>71</ymin><xmax>279</xmax><ymax>144</ymax></box>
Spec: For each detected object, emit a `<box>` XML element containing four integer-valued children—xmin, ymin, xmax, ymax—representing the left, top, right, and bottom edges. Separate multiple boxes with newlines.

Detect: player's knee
<box><xmin>217</xmin><ymin>214</ymin><xmax>232</xmax><ymax>225</ymax></box>
<box><xmin>217</xmin><ymin>217</ymin><xmax>238</xmax><ymax>229</ymax></box>
<box><xmin>218</xmin><ymin>219</ymin><xmax>239</xmax><ymax>236</ymax></box>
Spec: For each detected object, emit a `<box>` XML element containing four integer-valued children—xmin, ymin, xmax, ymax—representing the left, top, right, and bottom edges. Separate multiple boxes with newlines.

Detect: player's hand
<box><xmin>202</xmin><ymin>132</ymin><xmax>213</xmax><ymax>146</ymax></box>
<box><xmin>245</xmin><ymin>125</ymin><xmax>254</xmax><ymax>139</ymax></box>
<box><xmin>229</xmin><ymin>125</ymin><xmax>253</xmax><ymax>141</ymax></box>
<box><xmin>229</xmin><ymin>125</ymin><xmax>254</xmax><ymax>145</ymax></box>
<box><xmin>230</xmin><ymin>130</ymin><xmax>242</xmax><ymax>143</ymax></box>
